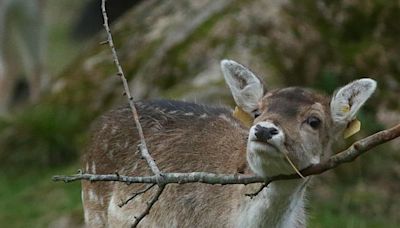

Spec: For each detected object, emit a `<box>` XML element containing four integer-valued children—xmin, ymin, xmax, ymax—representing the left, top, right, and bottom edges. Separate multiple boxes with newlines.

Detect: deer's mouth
<box><xmin>251</xmin><ymin>139</ymin><xmax>279</xmax><ymax>151</ymax></box>
<box><xmin>249</xmin><ymin>140</ymin><xmax>282</xmax><ymax>157</ymax></box>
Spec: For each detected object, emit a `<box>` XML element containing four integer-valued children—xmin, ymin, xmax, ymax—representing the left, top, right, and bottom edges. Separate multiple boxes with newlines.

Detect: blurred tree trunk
<box><xmin>0</xmin><ymin>0</ymin><xmax>47</xmax><ymax>115</ymax></box>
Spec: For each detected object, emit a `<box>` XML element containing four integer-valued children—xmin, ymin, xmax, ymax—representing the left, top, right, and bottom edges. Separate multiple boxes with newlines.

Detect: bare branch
<box><xmin>53</xmin><ymin>123</ymin><xmax>400</xmax><ymax>186</ymax></box>
<box><xmin>53</xmin><ymin>172</ymin><xmax>263</xmax><ymax>185</ymax></box>
<box><xmin>131</xmin><ymin>185</ymin><xmax>166</xmax><ymax>228</ymax></box>
<box><xmin>119</xmin><ymin>184</ymin><xmax>156</xmax><ymax>208</ymax></box>
<box><xmin>100</xmin><ymin>0</ymin><xmax>161</xmax><ymax>177</ymax></box>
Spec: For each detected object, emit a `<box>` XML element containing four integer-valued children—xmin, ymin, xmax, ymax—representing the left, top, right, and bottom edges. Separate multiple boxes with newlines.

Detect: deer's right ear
<box><xmin>220</xmin><ymin>60</ymin><xmax>264</xmax><ymax>114</ymax></box>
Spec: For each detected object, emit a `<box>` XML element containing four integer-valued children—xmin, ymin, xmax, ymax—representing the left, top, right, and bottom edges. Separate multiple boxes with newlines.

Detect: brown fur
<box><xmin>81</xmin><ymin>101</ymin><xmax>255</xmax><ymax>227</ymax></box>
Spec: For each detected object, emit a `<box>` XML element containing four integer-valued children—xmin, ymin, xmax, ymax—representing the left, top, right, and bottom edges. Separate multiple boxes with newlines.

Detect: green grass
<box><xmin>310</xmin><ymin>202</ymin><xmax>397</xmax><ymax>228</ymax></box>
<box><xmin>310</xmin><ymin>208</ymin><xmax>392</xmax><ymax>228</ymax></box>
<box><xmin>309</xmin><ymin>179</ymin><xmax>399</xmax><ymax>228</ymax></box>
<box><xmin>0</xmin><ymin>165</ymin><xmax>83</xmax><ymax>228</ymax></box>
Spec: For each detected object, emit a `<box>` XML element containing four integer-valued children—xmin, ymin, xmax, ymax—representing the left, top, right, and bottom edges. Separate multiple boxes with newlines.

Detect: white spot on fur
<box><xmin>310</xmin><ymin>156</ymin><xmax>320</xmax><ymax>165</ymax></box>
<box><xmin>200</xmin><ymin>113</ymin><xmax>208</xmax><ymax>118</ymax></box>
<box><xmin>82</xmin><ymin>190</ymin><xmax>89</xmax><ymax>223</ymax></box>
<box><xmin>219</xmin><ymin>114</ymin><xmax>229</xmax><ymax>121</ymax></box>
<box><xmin>94</xmin><ymin>213</ymin><xmax>102</xmax><ymax>226</ymax></box>
<box><xmin>111</xmin><ymin>126</ymin><xmax>119</xmax><ymax>134</ymax></box>
<box><xmin>83</xmin><ymin>208</ymin><xmax>89</xmax><ymax>224</ymax></box>
<box><xmin>102</xmin><ymin>143</ymin><xmax>109</xmax><ymax>151</ymax></box>
<box><xmin>88</xmin><ymin>189</ymin><xmax>98</xmax><ymax>202</ymax></box>
<box><xmin>169</xmin><ymin>110</ymin><xmax>177</xmax><ymax>114</ymax></box>
<box><xmin>108</xmin><ymin>193</ymin><xmax>139</xmax><ymax>225</ymax></box>
<box><xmin>84</xmin><ymin>210</ymin><xmax>106</xmax><ymax>227</ymax></box>
<box><xmin>124</xmin><ymin>141</ymin><xmax>129</xmax><ymax>148</ymax></box>
<box><xmin>108</xmin><ymin>150</ymin><xmax>114</xmax><ymax>159</ymax></box>
<box><xmin>91</xmin><ymin>161</ymin><xmax>96</xmax><ymax>174</ymax></box>
<box><xmin>130</xmin><ymin>163</ymin><xmax>138</xmax><ymax>173</ymax></box>
<box><xmin>83</xmin><ymin>190</ymin><xmax>107</xmax><ymax>226</ymax></box>
<box><xmin>184</xmin><ymin>112</ymin><xmax>194</xmax><ymax>116</ymax></box>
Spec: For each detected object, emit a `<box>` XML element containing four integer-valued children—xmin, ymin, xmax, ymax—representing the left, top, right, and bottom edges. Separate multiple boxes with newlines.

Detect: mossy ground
<box><xmin>0</xmin><ymin>165</ymin><xmax>83</xmax><ymax>227</ymax></box>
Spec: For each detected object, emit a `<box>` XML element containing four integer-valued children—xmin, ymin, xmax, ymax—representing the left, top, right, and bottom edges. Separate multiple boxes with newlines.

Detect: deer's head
<box><xmin>221</xmin><ymin>60</ymin><xmax>376</xmax><ymax>177</ymax></box>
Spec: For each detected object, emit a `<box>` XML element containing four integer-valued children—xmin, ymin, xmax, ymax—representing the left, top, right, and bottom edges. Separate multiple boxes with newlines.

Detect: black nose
<box><xmin>254</xmin><ymin>125</ymin><xmax>279</xmax><ymax>142</ymax></box>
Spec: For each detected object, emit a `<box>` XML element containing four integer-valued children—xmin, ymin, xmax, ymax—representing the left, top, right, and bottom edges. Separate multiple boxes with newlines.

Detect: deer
<box><xmin>81</xmin><ymin>59</ymin><xmax>376</xmax><ymax>227</ymax></box>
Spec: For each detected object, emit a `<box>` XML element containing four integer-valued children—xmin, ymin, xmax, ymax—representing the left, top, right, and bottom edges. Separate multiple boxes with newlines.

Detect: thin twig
<box><xmin>131</xmin><ymin>185</ymin><xmax>166</xmax><ymax>228</ymax></box>
<box><xmin>245</xmin><ymin>182</ymin><xmax>270</xmax><ymax>199</ymax></box>
<box><xmin>119</xmin><ymin>184</ymin><xmax>157</xmax><ymax>208</ymax></box>
<box><xmin>99</xmin><ymin>40</ymin><xmax>109</xmax><ymax>45</ymax></box>
<box><xmin>53</xmin><ymin>123</ymin><xmax>400</xmax><ymax>186</ymax></box>
<box><xmin>100</xmin><ymin>0</ymin><xmax>161</xmax><ymax>177</ymax></box>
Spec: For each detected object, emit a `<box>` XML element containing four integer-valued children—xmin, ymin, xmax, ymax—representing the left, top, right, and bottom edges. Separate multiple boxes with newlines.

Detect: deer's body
<box><xmin>82</xmin><ymin>101</ymin><xmax>307</xmax><ymax>227</ymax></box>
<box><xmin>82</xmin><ymin>60</ymin><xmax>376</xmax><ymax>227</ymax></box>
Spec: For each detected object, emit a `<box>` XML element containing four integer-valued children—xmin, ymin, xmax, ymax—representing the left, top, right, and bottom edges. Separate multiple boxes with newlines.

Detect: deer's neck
<box><xmin>237</xmin><ymin>178</ymin><xmax>310</xmax><ymax>228</ymax></box>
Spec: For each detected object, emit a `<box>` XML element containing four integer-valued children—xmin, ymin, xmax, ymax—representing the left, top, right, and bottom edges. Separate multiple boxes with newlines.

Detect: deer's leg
<box><xmin>81</xmin><ymin>182</ymin><xmax>109</xmax><ymax>227</ymax></box>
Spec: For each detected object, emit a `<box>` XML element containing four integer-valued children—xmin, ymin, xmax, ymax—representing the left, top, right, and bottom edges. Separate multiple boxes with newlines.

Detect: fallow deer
<box><xmin>81</xmin><ymin>60</ymin><xmax>376</xmax><ymax>227</ymax></box>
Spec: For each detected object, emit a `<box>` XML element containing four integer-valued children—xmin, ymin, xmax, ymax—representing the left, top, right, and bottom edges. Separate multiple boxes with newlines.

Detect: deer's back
<box><xmin>82</xmin><ymin>100</ymin><xmax>251</xmax><ymax>227</ymax></box>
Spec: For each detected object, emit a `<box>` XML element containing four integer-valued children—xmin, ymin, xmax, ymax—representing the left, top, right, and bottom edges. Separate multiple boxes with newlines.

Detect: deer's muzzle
<box><xmin>254</xmin><ymin>125</ymin><xmax>279</xmax><ymax>142</ymax></box>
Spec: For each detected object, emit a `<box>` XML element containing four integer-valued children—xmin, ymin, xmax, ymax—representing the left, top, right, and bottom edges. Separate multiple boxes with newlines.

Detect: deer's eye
<box><xmin>306</xmin><ymin>116</ymin><xmax>321</xmax><ymax>129</ymax></box>
<box><xmin>252</xmin><ymin>109</ymin><xmax>261</xmax><ymax>118</ymax></box>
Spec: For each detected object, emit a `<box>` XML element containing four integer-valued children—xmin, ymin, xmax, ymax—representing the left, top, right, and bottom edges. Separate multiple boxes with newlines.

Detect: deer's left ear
<box><xmin>330</xmin><ymin>78</ymin><xmax>377</xmax><ymax>125</ymax></box>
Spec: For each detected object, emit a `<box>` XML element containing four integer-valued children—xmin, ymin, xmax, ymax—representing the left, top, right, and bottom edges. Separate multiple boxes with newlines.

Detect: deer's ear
<box><xmin>220</xmin><ymin>59</ymin><xmax>264</xmax><ymax>114</ymax></box>
<box><xmin>330</xmin><ymin>78</ymin><xmax>376</xmax><ymax>125</ymax></box>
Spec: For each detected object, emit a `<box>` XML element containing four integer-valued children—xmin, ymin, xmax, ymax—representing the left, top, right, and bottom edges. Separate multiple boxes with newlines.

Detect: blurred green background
<box><xmin>0</xmin><ymin>0</ymin><xmax>399</xmax><ymax>227</ymax></box>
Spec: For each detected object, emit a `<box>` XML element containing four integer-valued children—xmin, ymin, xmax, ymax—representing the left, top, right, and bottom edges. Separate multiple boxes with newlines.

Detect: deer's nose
<box><xmin>254</xmin><ymin>125</ymin><xmax>279</xmax><ymax>142</ymax></box>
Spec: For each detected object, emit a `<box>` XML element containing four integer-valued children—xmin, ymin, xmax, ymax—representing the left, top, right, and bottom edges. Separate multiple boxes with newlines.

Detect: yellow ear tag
<box><xmin>341</xmin><ymin>104</ymin><xmax>350</xmax><ymax>113</ymax></box>
<box><xmin>233</xmin><ymin>106</ymin><xmax>254</xmax><ymax>128</ymax></box>
<box><xmin>343</xmin><ymin>119</ymin><xmax>361</xmax><ymax>139</ymax></box>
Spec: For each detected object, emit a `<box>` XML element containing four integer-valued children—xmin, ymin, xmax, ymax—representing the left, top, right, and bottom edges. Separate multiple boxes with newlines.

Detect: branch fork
<box><xmin>100</xmin><ymin>0</ymin><xmax>164</xmax><ymax>226</ymax></box>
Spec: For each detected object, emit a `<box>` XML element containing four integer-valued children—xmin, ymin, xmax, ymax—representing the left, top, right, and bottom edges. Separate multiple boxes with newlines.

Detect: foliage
<box><xmin>0</xmin><ymin>104</ymin><xmax>88</xmax><ymax>168</ymax></box>
<box><xmin>266</xmin><ymin>0</ymin><xmax>400</xmax><ymax>89</ymax></box>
